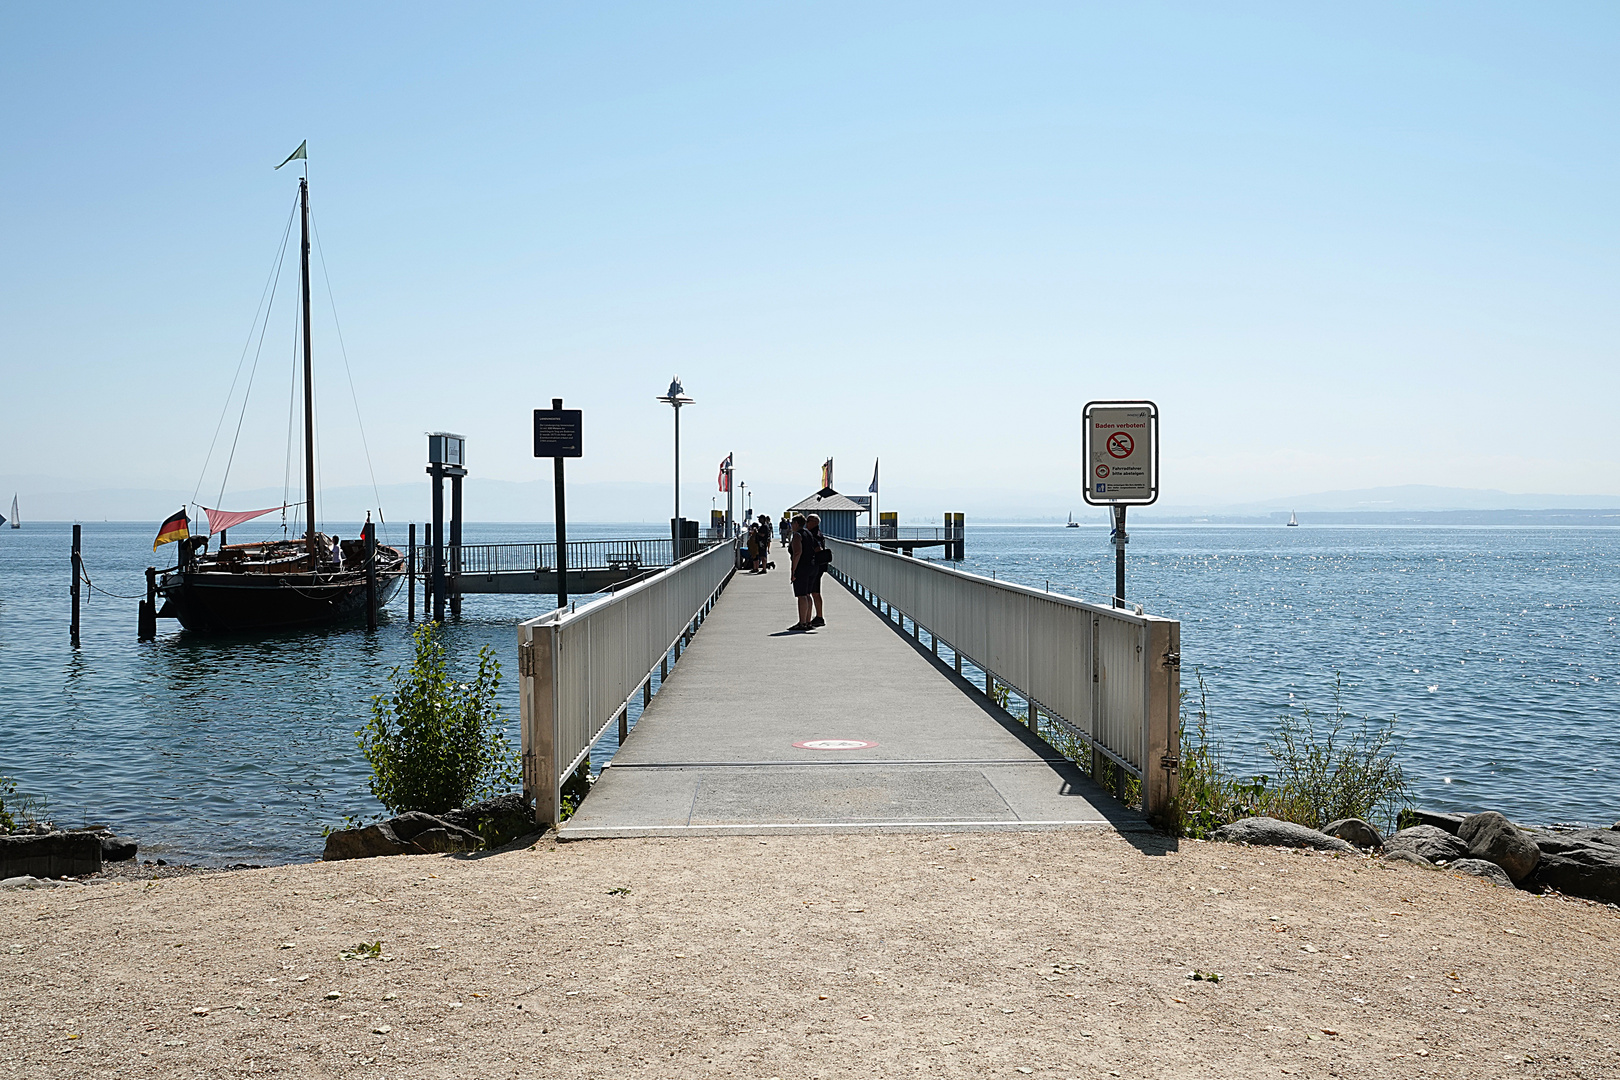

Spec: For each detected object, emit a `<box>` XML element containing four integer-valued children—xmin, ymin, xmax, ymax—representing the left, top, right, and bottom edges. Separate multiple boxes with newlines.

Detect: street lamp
<box><xmin>656</xmin><ymin>375</ymin><xmax>694</xmax><ymax>553</ymax></box>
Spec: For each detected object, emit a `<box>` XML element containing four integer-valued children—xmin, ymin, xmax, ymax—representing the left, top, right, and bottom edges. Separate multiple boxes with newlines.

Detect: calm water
<box><xmin>1</xmin><ymin>521</ymin><xmax>1616</xmax><ymax>864</ymax></box>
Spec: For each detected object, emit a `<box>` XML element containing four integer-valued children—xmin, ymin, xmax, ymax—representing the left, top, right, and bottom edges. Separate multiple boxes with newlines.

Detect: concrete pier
<box><xmin>560</xmin><ymin>568</ymin><xmax>1149</xmax><ymax>838</ymax></box>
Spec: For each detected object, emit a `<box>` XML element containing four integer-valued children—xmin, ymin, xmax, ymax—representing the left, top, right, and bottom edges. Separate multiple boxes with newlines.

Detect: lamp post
<box><xmin>656</xmin><ymin>376</ymin><xmax>694</xmax><ymax>556</ymax></box>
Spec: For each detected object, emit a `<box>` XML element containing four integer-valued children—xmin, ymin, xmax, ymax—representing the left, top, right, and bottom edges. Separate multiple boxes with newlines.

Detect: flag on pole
<box><xmin>821</xmin><ymin>458</ymin><xmax>833</xmax><ymax>490</ymax></box>
<box><xmin>717</xmin><ymin>453</ymin><xmax>732</xmax><ymax>492</ymax></box>
<box><xmin>275</xmin><ymin>140</ymin><xmax>307</xmax><ymax>170</ymax></box>
<box><xmin>153</xmin><ymin>508</ymin><xmax>190</xmax><ymax>551</ymax></box>
<box><xmin>869</xmin><ymin>459</ymin><xmax>879</xmax><ymax>493</ymax></box>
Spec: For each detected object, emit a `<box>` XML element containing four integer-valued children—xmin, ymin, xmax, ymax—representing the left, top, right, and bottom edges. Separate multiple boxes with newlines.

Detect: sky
<box><xmin>3</xmin><ymin>3</ymin><xmax>1618</xmax><ymax>522</ymax></box>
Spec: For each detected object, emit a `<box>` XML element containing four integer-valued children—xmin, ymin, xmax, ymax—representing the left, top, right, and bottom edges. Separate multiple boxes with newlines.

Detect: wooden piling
<box><xmin>407</xmin><ymin>523</ymin><xmax>416</xmax><ymax>622</ymax></box>
<box><xmin>138</xmin><ymin>567</ymin><xmax>157</xmax><ymax>640</ymax></box>
<box><xmin>70</xmin><ymin>525</ymin><xmax>81</xmax><ymax>648</ymax></box>
<box><xmin>364</xmin><ymin>519</ymin><xmax>378</xmax><ymax>632</ymax></box>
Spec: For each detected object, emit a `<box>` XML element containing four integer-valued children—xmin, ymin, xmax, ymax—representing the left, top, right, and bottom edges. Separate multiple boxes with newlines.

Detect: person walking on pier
<box><xmin>756</xmin><ymin>513</ymin><xmax>774</xmax><ymax>572</ymax></box>
<box><xmin>779</xmin><ymin>514</ymin><xmax>791</xmax><ymax>547</ymax></box>
<box><xmin>787</xmin><ymin>514</ymin><xmax>814</xmax><ymax>632</ymax></box>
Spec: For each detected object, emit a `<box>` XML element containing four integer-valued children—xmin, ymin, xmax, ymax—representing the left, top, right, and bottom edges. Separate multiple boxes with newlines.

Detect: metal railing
<box><xmin>825</xmin><ymin>538</ymin><xmax>1180</xmax><ymax>826</ymax></box>
<box><xmin>517</xmin><ymin>540</ymin><xmax>737</xmax><ymax>826</ymax></box>
<box><xmin>853</xmin><ymin>525</ymin><xmax>963</xmax><ymax>542</ymax></box>
<box><xmin>413</xmin><ymin>537</ymin><xmax>677</xmax><ymax>578</ymax></box>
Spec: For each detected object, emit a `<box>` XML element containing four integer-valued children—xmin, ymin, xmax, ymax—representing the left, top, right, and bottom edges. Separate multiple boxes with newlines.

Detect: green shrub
<box><xmin>1170</xmin><ymin>671</ymin><xmax>1411</xmax><ymax>838</ymax></box>
<box><xmin>0</xmin><ymin>776</ymin><xmax>48</xmax><ymax>835</ymax></box>
<box><xmin>0</xmin><ymin>776</ymin><xmax>15</xmax><ymax>834</ymax></box>
<box><xmin>357</xmin><ymin>623</ymin><xmax>519</xmax><ymax>816</ymax></box>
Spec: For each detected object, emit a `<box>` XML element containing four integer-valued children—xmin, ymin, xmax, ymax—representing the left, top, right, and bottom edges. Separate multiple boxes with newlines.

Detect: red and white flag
<box><xmin>717</xmin><ymin>453</ymin><xmax>732</xmax><ymax>492</ymax></box>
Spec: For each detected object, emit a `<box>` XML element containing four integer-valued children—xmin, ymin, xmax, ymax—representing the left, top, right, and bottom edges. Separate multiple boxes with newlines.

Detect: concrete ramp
<box><xmin>560</xmin><ymin>567</ymin><xmax>1149</xmax><ymax>838</ymax></box>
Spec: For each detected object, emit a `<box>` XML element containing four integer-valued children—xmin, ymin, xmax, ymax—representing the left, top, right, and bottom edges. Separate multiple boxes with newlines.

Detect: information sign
<box><xmin>533</xmin><ymin>409</ymin><xmax>583</xmax><ymax>458</ymax></box>
<box><xmin>1082</xmin><ymin>401</ymin><xmax>1158</xmax><ymax>505</ymax></box>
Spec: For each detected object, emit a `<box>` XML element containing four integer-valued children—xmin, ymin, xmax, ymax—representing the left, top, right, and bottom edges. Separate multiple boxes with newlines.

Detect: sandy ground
<box><xmin>2</xmin><ymin>829</ymin><xmax>1617</xmax><ymax>1080</ymax></box>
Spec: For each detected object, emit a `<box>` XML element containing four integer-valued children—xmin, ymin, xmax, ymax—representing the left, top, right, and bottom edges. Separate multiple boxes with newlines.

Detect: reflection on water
<box><xmin>2</xmin><ymin>521</ymin><xmax>1617</xmax><ymax>864</ymax></box>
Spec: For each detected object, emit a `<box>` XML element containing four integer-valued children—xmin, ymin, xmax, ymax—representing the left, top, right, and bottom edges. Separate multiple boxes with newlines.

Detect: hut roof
<box><xmin>787</xmin><ymin>487</ymin><xmax>868</xmax><ymax>514</ymax></box>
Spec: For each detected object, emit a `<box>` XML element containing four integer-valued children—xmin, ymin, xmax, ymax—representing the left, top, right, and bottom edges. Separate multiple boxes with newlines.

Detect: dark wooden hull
<box><xmin>157</xmin><ymin>565</ymin><xmax>403</xmax><ymax>633</ymax></box>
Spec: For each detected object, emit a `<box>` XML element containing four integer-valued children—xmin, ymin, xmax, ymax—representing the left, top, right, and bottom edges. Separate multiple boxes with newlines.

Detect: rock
<box><xmin>1382</xmin><ymin>850</ymin><xmax>1435</xmax><ymax>868</ymax></box>
<box><xmin>1448</xmin><ymin>858</ymin><xmax>1513</xmax><ymax>887</ymax></box>
<box><xmin>1210</xmin><ymin>817</ymin><xmax>1356</xmax><ymax>853</ymax></box>
<box><xmin>99</xmin><ymin>835</ymin><xmax>138</xmax><ymax>862</ymax></box>
<box><xmin>1457</xmin><ymin>811</ymin><xmax>1540</xmax><ymax>883</ymax></box>
<box><xmin>322</xmin><ymin>813</ymin><xmax>483</xmax><ymax>861</ymax></box>
<box><xmin>0</xmin><ymin>831</ymin><xmax>103</xmax><ymax>879</ymax></box>
<box><xmin>1524</xmin><ymin>829</ymin><xmax>1620</xmax><ymax>904</ymax></box>
<box><xmin>1383</xmin><ymin>825</ymin><xmax>1470</xmax><ymax>864</ymax></box>
<box><xmin>1322</xmin><ymin>818</ymin><xmax>1384</xmax><ymax>849</ymax></box>
<box><xmin>440</xmin><ymin>793</ymin><xmax>536</xmax><ymax>849</ymax></box>
<box><xmin>1398</xmin><ymin>809</ymin><xmax>1467</xmax><ymax>834</ymax></box>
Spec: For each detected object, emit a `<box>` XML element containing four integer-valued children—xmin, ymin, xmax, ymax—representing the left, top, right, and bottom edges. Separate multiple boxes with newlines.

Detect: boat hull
<box><xmin>158</xmin><ymin>569</ymin><xmax>403</xmax><ymax>633</ymax></box>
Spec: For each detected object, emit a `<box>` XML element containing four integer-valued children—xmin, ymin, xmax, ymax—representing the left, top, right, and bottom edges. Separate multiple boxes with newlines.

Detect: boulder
<box><xmin>0</xmin><ymin>831</ymin><xmax>103</xmax><ymax>879</ymax></box>
<box><xmin>1457</xmin><ymin>811</ymin><xmax>1540</xmax><ymax>883</ymax></box>
<box><xmin>1525</xmin><ymin>829</ymin><xmax>1620</xmax><ymax>904</ymax></box>
<box><xmin>322</xmin><ymin>813</ymin><xmax>483</xmax><ymax>862</ymax></box>
<box><xmin>1322</xmin><ymin>818</ymin><xmax>1384</xmax><ymax>849</ymax></box>
<box><xmin>1383</xmin><ymin>850</ymin><xmax>1435</xmax><ymax>868</ymax></box>
<box><xmin>1211</xmin><ymin>817</ymin><xmax>1356</xmax><ymax>853</ymax></box>
<box><xmin>441</xmin><ymin>793</ymin><xmax>536</xmax><ymax>849</ymax></box>
<box><xmin>1398</xmin><ymin>809</ymin><xmax>1467</xmax><ymax>834</ymax></box>
<box><xmin>99</xmin><ymin>835</ymin><xmax>138</xmax><ymax>862</ymax></box>
<box><xmin>1448</xmin><ymin>858</ymin><xmax>1513</xmax><ymax>887</ymax></box>
<box><xmin>1384</xmin><ymin>825</ymin><xmax>1470</xmax><ymax>864</ymax></box>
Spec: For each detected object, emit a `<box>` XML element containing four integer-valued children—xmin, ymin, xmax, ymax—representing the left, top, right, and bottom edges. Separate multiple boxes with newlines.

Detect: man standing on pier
<box><xmin>787</xmin><ymin>514</ymin><xmax>815</xmax><ymax>632</ymax></box>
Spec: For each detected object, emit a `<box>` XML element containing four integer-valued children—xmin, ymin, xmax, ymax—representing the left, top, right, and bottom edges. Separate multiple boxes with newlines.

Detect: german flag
<box><xmin>153</xmin><ymin>508</ymin><xmax>190</xmax><ymax>551</ymax></box>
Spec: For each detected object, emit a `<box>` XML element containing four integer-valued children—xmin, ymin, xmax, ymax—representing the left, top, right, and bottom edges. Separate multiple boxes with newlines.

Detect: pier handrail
<box><xmin>517</xmin><ymin>539</ymin><xmax>737</xmax><ymax>827</ymax></box>
<box><xmin>853</xmin><ymin>525</ymin><xmax>963</xmax><ymax>542</ymax></box>
<box><xmin>825</xmin><ymin>538</ymin><xmax>1180</xmax><ymax>826</ymax></box>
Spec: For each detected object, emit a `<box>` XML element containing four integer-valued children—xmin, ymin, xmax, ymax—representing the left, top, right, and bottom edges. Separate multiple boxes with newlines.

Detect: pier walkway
<box><xmin>557</xmin><ymin>569</ymin><xmax>1141</xmax><ymax>838</ymax></box>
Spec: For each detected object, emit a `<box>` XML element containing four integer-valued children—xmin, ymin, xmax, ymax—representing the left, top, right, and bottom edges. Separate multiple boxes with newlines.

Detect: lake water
<box><xmin>1</xmin><ymin>520</ymin><xmax>1615</xmax><ymax>865</ymax></box>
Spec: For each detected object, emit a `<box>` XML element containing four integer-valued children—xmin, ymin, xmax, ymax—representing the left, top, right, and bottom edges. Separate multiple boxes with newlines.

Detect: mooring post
<box><xmin>643</xmin><ymin>680</ymin><xmax>652</xmax><ymax>707</ymax></box>
<box><xmin>450</xmin><ymin>473</ymin><xmax>464</xmax><ymax>619</ymax></box>
<box><xmin>364</xmin><ymin>517</ymin><xmax>378</xmax><ymax>632</ymax></box>
<box><xmin>618</xmin><ymin>707</ymin><xmax>628</xmax><ymax>744</ymax></box>
<box><xmin>139</xmin><ymin>566</ymin><xmax>157</xmax><ymax>640</ymax></box>
<box><xmin>407</xmin><ymin>523</ymin><xmax>416</xmax><ymax>622</ymax></box>
<box><xmin>70</xmin><ymin>524</ymin><xmax>81</xmax><ymax>648</ymax></box>
<box><xmin>431</xmin><ymin>472</ymin><xmax>446</xmax><ymax>622</ymax></box>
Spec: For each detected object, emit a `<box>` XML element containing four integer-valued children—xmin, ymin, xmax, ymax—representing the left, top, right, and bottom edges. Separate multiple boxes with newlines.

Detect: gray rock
<box><xmin>1524</xmin><ymin>829</ymin><xmax>1620</xmax><ymax>904</ymax></box>
<box><xmin>1384</xmin><ymin>825</ymin><xmax>1470</xmax><ymax>864</ymax></box>
<box><xmin>1457</xmin><ymin>811</ymin><xmax>1540</xmax><ymax>883</ymax></box>
<box><xmin>99</xmin><ymin>835</ymin><xmax>138</xmax><ymax>862</ymax></box>
<box><xmin>1399</xmin><ymin>809</ymin><xmax>1467</xmax><ymax>834</ymax></box>
<box><xmin>0</xmin><ymin>831</ymin><xmax>103</xmax><ymax>879</ymax></box>
<box><xmin>322</xmin><ymin>813</ymin><xmax>483</xmax><ymax>862</ymax></box>
<box><xmin>440</xmin><ymin>793</ymin><xmax>535</xmax><ymax>849</ymax></box>
<box><xmin>1448</xmin><ymin>858</ymin><xmax>1513</xmax><ymax>887</ymax></box>
<box><xmin>1211</xmin><ymin>817</ymin><xmax>1356</xmax><ymax>853</ymax></box>
<box><xmin>1382</xmin><ymin>850</ymin><xmax>1435</xmax><ymax>868</ymax></box>
<box><xmin>1322</xmin><ymin>818</ymin><xmax>1384</xmax><ymax>849</ymax></box>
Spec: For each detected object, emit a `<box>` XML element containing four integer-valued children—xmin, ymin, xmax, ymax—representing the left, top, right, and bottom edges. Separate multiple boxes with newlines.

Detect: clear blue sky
<box><xmin>3</xmin><ymin>3</ymin><xmax>1617</xmax><ymax>518</ymax></box>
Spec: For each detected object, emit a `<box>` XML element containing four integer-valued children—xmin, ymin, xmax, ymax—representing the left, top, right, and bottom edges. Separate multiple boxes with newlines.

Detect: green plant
<box><xmin>0</xmin><ymin>777</ymin><xmax>14</xmax><ymax>834</ymax></box>
<box><xmin>0</xmin><ymin>776</ymin><xmax>48</xmax><ymax>834</ymax></box>
<box><xmin>356</xmin><ymin>623</ymin><xmax>519</xmax><ymax>816</ymax></box>
<box><xmin>1264</xmin><ymin>674</ymin><xmax>1411</xmax><ymax>833</ymax></box>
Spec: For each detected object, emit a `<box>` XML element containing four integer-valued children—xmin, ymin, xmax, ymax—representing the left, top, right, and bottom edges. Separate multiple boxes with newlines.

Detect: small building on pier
<box><xmin>787</xmin><ymin>488</ymin><xmax>866</xmax><ymax>540</ymax></box>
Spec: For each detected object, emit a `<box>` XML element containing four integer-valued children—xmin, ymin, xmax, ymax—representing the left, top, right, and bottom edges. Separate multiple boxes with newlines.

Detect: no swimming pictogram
<box><xmin>1106</xmin><ymin>431</ymin><xmax>1134</xmax><ymax>459</ymax></box>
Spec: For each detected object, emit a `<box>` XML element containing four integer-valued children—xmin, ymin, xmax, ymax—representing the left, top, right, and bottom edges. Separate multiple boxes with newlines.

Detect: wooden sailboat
<box><xmin>155</xmin><ymin>167</ymin><xmax>403</xmax><ymax>632</ymax></box>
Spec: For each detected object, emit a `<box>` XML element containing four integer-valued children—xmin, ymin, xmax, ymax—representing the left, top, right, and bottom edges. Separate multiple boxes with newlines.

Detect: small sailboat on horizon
<box><xmin>1066</xmin><ymin>510</ymin><xmax>1079</xmax><ymax>528</ymax></box>
<box><xmin>6</xmin><ymin>494</ymin><xmax>17</xmax><ymax>528</ymax></box>
<box><xmin>1287</xmin><ymin>510</ymin><xmax>1299</xmax><ymax>527</ymax></box>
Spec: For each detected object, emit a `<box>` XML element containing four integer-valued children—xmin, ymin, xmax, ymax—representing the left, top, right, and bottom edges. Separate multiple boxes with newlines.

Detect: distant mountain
<box><xmin>1159</xmin><ymin>485</ymin><xmax>1620</xmax><ymax>515</ymax></box>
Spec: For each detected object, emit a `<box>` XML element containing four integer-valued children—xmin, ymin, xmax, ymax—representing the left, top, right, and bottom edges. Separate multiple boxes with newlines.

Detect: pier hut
<box><xmin>786</xmin><ymin>487</ymin><xmax>866</xmax><ymax>540</ymax></box>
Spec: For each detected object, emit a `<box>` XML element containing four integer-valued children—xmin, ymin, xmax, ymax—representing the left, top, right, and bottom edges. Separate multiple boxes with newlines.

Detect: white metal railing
<box><xmin>826</xmin><ymin>538</ymin><xmax>1181</xmax><ymax>826</ymax></box>
<box><xmin>517</xmin><ymin>540</ymin><xmax>736</xmax><ymax>826</ymax></box>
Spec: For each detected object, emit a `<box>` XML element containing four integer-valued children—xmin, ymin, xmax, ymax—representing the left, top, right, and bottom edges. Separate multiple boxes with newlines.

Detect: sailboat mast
<box><xmin>299</xmin><ymin>176</ymin><xmax>316</xmax><ymax>560</ymax></box>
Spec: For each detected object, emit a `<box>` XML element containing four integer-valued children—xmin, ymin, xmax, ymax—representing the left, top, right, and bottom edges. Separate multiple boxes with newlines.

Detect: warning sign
<box><xmin>1083</xmin><ymin>401</ymin><xmax>1158</xmax><ymax>505</ymax></box>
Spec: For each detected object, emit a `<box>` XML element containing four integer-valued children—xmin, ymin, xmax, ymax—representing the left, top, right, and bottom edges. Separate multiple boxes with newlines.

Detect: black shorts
<box><xmin>793</xmin><ymin>570</ymin><xmax>821</xmax><ymax>598</ymax></box>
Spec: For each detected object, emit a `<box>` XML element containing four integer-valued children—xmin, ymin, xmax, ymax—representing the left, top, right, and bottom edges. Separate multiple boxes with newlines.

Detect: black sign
<box><xmin>533</xmin><ymin>409</ymin><xmax>583</xmax><ymax>458</ymax></box>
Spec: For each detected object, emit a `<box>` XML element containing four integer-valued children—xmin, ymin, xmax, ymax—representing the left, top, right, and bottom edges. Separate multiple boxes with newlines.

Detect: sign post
<box><xmin>1082</xmin><ymin>400</ymin><xmax>1159</xmax><ymax>608</ymax></box>
<box><xmin>534</xmin><ymin>400</ymin><xmax>583</xmax><ymax>610</ymax></box>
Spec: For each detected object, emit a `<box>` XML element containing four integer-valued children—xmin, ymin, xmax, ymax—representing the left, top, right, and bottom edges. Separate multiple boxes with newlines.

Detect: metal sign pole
<box><xmin>1112</xmin><ymin>505</ymin><xmax>1127</xmax><ymax>609</ymax></box>
<box><xmin>552</xmin><ymin>397</ymin><xmax>569</xmax><ymax>610</ymax></box>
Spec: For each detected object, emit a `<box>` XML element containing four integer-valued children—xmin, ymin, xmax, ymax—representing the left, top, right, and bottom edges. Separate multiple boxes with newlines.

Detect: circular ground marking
<box><xmin>1106</xmin><ymin>431</ymin><xmax>1134</xmax><ymax>459</ymax></box>
<box><xmin>793</xmin><ymin>739</ymin><xmax>879</xmax><ymax>751</ymax></box>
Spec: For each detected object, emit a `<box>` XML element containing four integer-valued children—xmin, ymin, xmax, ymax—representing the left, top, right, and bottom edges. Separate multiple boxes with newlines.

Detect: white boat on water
<box><xmin>1286</xmin><ymin>510</ymin><xmax>1298</xmax><ymax>527</ymax></box>
<box><xmin>1066</xmin><ymin>511</ymin><xmax>1079</xmax><ymax>528</ymax></box>
<box><xmin>6</xmin><ymin>494</ymin><xmax>16</xmax><ymax>528</ymax></box>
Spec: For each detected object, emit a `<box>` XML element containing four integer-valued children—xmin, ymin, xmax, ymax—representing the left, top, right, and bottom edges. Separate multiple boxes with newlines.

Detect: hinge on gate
<box><xmin>1160</xmin><ymin>754</ymin><xmax>1181</xmax><ymax>772</ymax></box>
<box><xmin>518</xmin><ymin>640</ymin><xmax>534</xmax><ymax>678</ymax></box>
<box><xmin>1162</xmin><ymin>651</ymin><xmax>1181</xmax><ymax>669</ymax></box>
